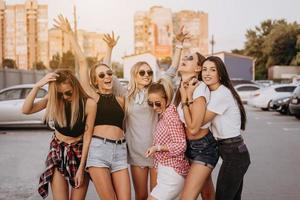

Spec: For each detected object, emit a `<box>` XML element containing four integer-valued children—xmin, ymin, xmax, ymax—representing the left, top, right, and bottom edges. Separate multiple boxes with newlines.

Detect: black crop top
<box><xmin>55</xmin><ymin>101</ymin><xmax>86</xmax><ymax>137</ymax></box>
<box><xmin>94</xmin><ymin>93</ymin><xmax>124</xmax><ymax>130</ymax></box>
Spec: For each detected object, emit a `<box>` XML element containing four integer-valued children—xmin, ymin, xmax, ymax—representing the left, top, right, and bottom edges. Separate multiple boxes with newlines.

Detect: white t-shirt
<box><xmin>207</xmin><ymin>85</ymin><xmax>241</xmax><ymax>139</ymax></box>
<box><xmin>178</xmin><ymin>81</ymin><xmax>211</xmax><ymax>129</ymax></box>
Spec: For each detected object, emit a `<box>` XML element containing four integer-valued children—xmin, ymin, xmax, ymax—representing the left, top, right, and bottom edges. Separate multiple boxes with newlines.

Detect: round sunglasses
<box><xmin>138</xmin><ymin>70</ymin><xmax>153</xmax><ymax>77</ymax></box>
<box><xmin>98</xmin><ymin>70</ymin><xmax>113</xmax><ymax>79</ymax></box>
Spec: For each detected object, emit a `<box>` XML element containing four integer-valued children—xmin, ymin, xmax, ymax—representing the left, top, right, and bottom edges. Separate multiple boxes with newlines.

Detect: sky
<box><xmin>6</xmin><ymin>0</ymin><xmax>300</xmax><ymax>61</ymax></box>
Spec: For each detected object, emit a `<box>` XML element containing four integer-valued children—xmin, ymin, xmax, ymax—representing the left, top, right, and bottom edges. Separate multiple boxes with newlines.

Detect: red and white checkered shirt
<box><xmin>153</xmin><ymin>104</ymin><xmax>190</xmax><ymax>176</ymax></box>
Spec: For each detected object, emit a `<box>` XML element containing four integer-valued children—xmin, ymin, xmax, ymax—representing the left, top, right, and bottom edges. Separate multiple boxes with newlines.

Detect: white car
<box><xmin>234</xmin><ymin>84</ymin><xmax>261</xmax><ymax>104</ymax></box>
<box><xmin>0</xmin><ymin>84</ymin><xmax>48</xmax><ymax>128</ymax></box>
<box><xmin>248</xmin><ymin>84</ymin><xmax>297</xmax><ymax>111</ymax></box>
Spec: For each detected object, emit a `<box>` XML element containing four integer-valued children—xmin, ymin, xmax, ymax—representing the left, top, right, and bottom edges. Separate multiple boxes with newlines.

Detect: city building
<box><xmin>49</xmin><ymin>29</ymin><xmax>107</xmax><ymax>61</ymax></box>
<box><xmin>0</xmin><ymin>0</ymin><xmax>48</xmax><ymax>70</ymax></box>
<box><xmin>134</xmin><ymin>6</ymin><xmax>173</xmax><ymax>59</ymax></box>
<box><xmin>134</xmin><ymin>6</ymin><xmax>208</xmax><ymax>59</ymax></box>
<box><xmin>173</xmin><ymin>10</ymin><xmax>208</xmax><ymax>56</ymax></box>
<box><xmin>268</xmin><ymin>66</ymin><xmax>300</xmax><ymax>80</ymax></box>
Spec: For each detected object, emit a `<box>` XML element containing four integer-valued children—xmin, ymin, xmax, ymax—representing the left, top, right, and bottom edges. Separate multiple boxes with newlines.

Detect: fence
<box><xmin>0</xmin><ymin>68</ymin><xmax>48</xmax><ymax>90</ymax></box>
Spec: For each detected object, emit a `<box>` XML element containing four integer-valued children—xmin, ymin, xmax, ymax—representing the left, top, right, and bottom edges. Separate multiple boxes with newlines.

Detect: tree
<box><xmin>112</xmin><ymin>61</ymin><xmax>123</xmax><ymax>78</ymax></box>
<box><xmin>33</xmin><ymin>61</ymin><xmax>47</xmax><ymax>70</ymax></box>
<box><xmin>232</xmin><ymin>19</ymin><xmax>300</xmax><ymax>79</ymax></box>
<box><xmin>61</xmin><ymin>51</ymin><xmax>75</xmax><ymax>70</ymax></box>
<box><xmin>2</xmin><ymin>58</ymin><xmax>17</xmax><ymax>69</ymax></box>
<box><xmin>49</xmin><ymin>53</ymin><xmax>61</xmax><ymax>70</ymax></box>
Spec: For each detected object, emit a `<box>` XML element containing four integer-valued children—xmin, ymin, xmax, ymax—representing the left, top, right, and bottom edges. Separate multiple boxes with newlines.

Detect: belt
<box><xmin>92</xmin><ymin>135</ymin><xmax>126</xmax><ymax>144</ymax></box>
<box><xmin>217</xmin><ymin>135</ymin><xmax>243</xmax><ymax>145</ymax></box>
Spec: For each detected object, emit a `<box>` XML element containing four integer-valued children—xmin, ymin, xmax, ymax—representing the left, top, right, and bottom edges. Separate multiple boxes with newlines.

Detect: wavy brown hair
<box><xmin>148</xmin><ymin>78</ymin><xmax>174</xmax><ymax>107</ymax></box>
<box><xmin>45</xmin><ymin>69</ymin><xmax>89</xmax><ymax>128</ymax></box>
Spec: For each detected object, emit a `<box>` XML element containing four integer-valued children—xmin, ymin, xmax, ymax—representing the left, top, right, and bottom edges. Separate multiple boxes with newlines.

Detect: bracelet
<box><xmin>175</xmin><ymin>44</ymin><xmax>183</xmax><ymax>49</ymax></box>
<box><xmin>156</xmin><ymin>145</ymin><xmax>161</xmax><ymax>152</ymax></box>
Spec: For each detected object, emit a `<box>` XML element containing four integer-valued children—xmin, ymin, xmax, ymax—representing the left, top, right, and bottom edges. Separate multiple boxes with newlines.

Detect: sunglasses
<box><xmin>186</xmin><ymin>55</ymin><xmax>194</xmax><ymax>61</ymax></box>
<box><xmin>57</xmin><ymin>90</ymin><xmax>73</xmax><ymax>98</ymax></box>
<box><xmin>98</xmin><ymin>70</ymin><xmax>113</xmax><ymax>79</ymax></box>
<box><xmin>138</xmin><ymin>70</ymin><xmax>153</xmax><ymax>77</ymax></box>
<box><xmin>147</xmin><ymin>100</ymin><xmax>162</xmax><ymax>108</ymax></box>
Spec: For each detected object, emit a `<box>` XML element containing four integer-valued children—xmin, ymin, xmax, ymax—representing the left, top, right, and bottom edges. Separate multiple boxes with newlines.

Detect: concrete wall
<box><xmin>268</xmin><ymin>66</ymin><xmax>300</xmax><ymax>79</ymax></box>
<box><xmin>0</xmin><ymin>68</ymin><xmax>47</xmax><ymax>90</ymax></box>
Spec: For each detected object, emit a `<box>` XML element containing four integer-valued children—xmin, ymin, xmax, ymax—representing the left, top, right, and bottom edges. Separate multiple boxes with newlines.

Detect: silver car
<box><xmin>0</xmin><ymin>84</ymin><xmax>48</xmax><ymax>128</ymax></box>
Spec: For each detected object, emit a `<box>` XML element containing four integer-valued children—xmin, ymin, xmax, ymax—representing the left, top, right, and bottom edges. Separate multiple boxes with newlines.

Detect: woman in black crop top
<box><xmin>55</xmin><ymin>16</ymin><xmax>130</xmax><ymax>200</ymax></box>
<box><xmin>22</xmin><ymin>69</ymin><xmax>96</xmax><ymax>200</ymax></box>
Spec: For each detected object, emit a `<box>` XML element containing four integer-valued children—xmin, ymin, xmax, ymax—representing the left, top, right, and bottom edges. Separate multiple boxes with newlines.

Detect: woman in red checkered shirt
<box><xmin>145</xmin><ymin>78</ymin><xmax>190</xmax><ymax>200</ymax></box>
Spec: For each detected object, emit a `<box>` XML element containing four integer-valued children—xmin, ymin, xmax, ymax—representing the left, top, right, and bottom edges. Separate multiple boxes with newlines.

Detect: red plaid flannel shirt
<box><xmin>153</xmin><ymin>104</ymin><xmax>190</xmax><ymax>176</ymax></box>
<box><xmin>38</xmin><ymin>135</ymin><xmax>83</xmax><ymax>199</ymax></box>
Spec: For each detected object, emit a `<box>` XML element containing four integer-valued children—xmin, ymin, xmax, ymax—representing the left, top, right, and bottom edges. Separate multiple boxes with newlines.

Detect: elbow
<box><xmin>22</xmin><ymin>107</ymin><xmax>30</xmax><ymax>115</ymax></box>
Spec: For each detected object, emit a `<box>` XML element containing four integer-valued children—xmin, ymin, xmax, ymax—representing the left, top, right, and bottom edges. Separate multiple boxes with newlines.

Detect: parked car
<box><xmin>289</xmin><ymin>85</ymin><xmax>300</xmax><ymax>119</ymax></box>
<box><xmin>234</xmin><ymin>84</ymin><xmax>261</xmax><ymax>104</ymax></box>
<box><xmin>248</xmin><ymin>84</ymin><xmax>297</xmax><ymax>111</ymax></box>
<box><xmin>270</xmin><ymin>96</ymin><xmax>291</xmax><ymax>115</ymax></box>
<box><xmin>0</xmin><ymin>84</ymin><xmax>48</xmax><ymax>128</ymax></box>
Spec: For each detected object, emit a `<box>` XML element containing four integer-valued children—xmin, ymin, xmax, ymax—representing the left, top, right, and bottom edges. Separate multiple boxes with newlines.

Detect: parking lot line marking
<box><xmin>283</xmin><ymin>128</ymin><xmax>300</xmax><ymax>132</ymax></box>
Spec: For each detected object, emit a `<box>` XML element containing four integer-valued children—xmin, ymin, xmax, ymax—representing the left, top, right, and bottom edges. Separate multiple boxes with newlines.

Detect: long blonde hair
<box><xmin>127</xmin><ymin>61</ymin><xmax>152</xmax><ymax>102</ymax></box>
<box><xmin>45</xmin><ymin>69</ymin><xmax>89</xmax><ymax>128</ymax></box>
<box><xmin>148</xmin><ymin>78</ymin><xmax>174</xmax><ymax>107</ymax></box>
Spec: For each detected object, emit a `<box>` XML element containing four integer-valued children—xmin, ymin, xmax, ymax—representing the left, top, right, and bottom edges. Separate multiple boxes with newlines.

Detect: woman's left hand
<box><xmin>53</xmin><ymin>15</ymin><xmax>73</xmax><ymax>35</ymax></box>
<box><xmin>74</xmin><ymin>168</ymin><xmax>84</xmax><ymax>188</ymax></box>
<box><xmin>103</xmin><ymin>31</ymin><xmax>120</xmax><ymax>48</ymax></box>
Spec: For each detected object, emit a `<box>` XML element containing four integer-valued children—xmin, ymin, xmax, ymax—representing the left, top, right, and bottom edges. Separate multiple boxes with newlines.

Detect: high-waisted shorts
<box><xmin>86</xmin><ymin>136</ymin><xmax>128</xmax><ymax>172</ymax></box>
<box><xmin>185</xmin><ymin>131</ymin><xmax>219</xmax><ymax>169</ymax></box>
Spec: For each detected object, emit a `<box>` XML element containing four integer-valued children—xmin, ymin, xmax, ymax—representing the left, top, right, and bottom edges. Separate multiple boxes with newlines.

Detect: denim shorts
<box><xmin>185</xmin><ymin>132</ymin><xmax>219</xmax><ymax>169</ymax></box>
<box><xmin>86</xmin><ymin>137</ymin><xmax>128</xmax><ymax>173</ymax></box>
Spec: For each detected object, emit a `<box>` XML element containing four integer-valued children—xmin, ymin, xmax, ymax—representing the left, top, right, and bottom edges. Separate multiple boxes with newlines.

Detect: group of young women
<box><xmin>22</xmin><ymin>15</ymin><xmax>250</xmax><ymax>200</ymax></box>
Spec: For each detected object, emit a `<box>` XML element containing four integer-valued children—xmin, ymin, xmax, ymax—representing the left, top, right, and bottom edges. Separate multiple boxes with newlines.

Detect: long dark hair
<box><xmin>203</xmin><ymin>56</ymin><xmax>247</xmax><ymax>130</ymax></box>
<box><xmin>174</xmin><ymin>52</ymin><xmax>206</xmax><ymax>107</ymax></box>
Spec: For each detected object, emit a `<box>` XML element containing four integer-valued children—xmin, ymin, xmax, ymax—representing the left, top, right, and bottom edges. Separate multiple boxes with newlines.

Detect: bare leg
<box><xmin>112</xmin><ymin>168</ymin><xmax>131</xmax><ymax>200</ymax></box>
<box><xmin>201</xmin><ymin>175</ymin><xmax>215</xmax><ymax>200</ymax></box>
<box><xmin>131</xmin><ymin>166</ymin><xmax>149</xmax><ymax>200</ymax></box>
<box><xmin>51</xmin><ymin>168</ymin><xmax>69</xmax><ymax>200</ymax></box>
<box><xmin>70</xmin><ymin>173</ymin><xmax>90</xmax><ymax>200</ymax></box>
<box><xmin>180</xmin><ymin>163</ymin><xmax>212</xmax><ymax>200</ymax></box>
<box><xmin>89</xmin><ymin>167</ymin><xmax>115</xmax><ymax>200</ymax></box>
<box><xmin>149</xmin><ymin>167</ymin><xmax>157</xmax><ymax>192</ymax></box>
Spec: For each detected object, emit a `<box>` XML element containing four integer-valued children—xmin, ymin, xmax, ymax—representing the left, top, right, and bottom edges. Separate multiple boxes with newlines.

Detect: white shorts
<box><xmin>150</xmin><ymin>165</ymin><xmax>185</xmax><ymax>200</ymax></box>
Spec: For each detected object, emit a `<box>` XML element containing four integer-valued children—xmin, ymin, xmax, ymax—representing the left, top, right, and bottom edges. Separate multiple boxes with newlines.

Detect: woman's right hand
<box><xmin>36</xmin><ymin>73</ymin><xmax>59</xmax><ymax>88</ymax></box>
<box><xmin>53</xmin><ymin>14</ymin><xmax>73</xmax><ymax>35</ymax></box>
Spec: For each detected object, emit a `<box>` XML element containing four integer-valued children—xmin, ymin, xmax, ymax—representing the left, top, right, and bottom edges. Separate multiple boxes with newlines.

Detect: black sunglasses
<box><xmin>57</xmin><ymin>90</ymin><xmax>73</xmax><ymax>98</ymax></box>
<box><xmin>138</xmin><ymin>70</ymin><xmax>153</xmax><ymax>77</ymax></box>
<box><xmin>147</xmin><ymin>100</ymin><xmax>162</xmax><ymax>108</ymax></box>
<box><xmin>98</xmin><ymin>70</ymin><xmax>113</xmax><ymax>79</ymax></box>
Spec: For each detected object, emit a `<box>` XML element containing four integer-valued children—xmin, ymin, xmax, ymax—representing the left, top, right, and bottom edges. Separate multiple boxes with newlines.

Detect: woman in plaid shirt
<box><xmin>145</xmin><ymin>78</ymin><xmax>190</xmax><ymax>200</ymax></box>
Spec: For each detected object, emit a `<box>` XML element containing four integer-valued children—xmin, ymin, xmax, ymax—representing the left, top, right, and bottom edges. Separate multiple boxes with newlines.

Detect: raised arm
<box><xmin>164</xmin><ymin>26</ymin><xmax>191</xmax><ymax>80</ymax></box>
<box><xmin>54</xmin><ymin>15</ymin><xmax>98</xmax><ymax>100</ymax></box>
<box><xmin>102</xmin><ymin>32</ymin><xmax>127</xmax><ymax>96</ymax></box>
<box><xmin>22</xmin><ymin>73</ymin><xmax>58</xmax><ymax>114</ymax></box>
<box><xmin>103</xmin><ymin>32</ymin><xmax>119</xmax><ymax>66</ymax></box>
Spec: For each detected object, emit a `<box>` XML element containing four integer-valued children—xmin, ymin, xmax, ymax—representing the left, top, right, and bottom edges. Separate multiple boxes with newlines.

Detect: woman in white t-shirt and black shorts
<box><xmin>175</xmin><ymin>52</ymin><xmax>219</xmax><ymax>200</ymax></box>
<box><xmin>200</xmin><ymin>56</ymin><xmax>251</xmax><ymax>200</ymax></box>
